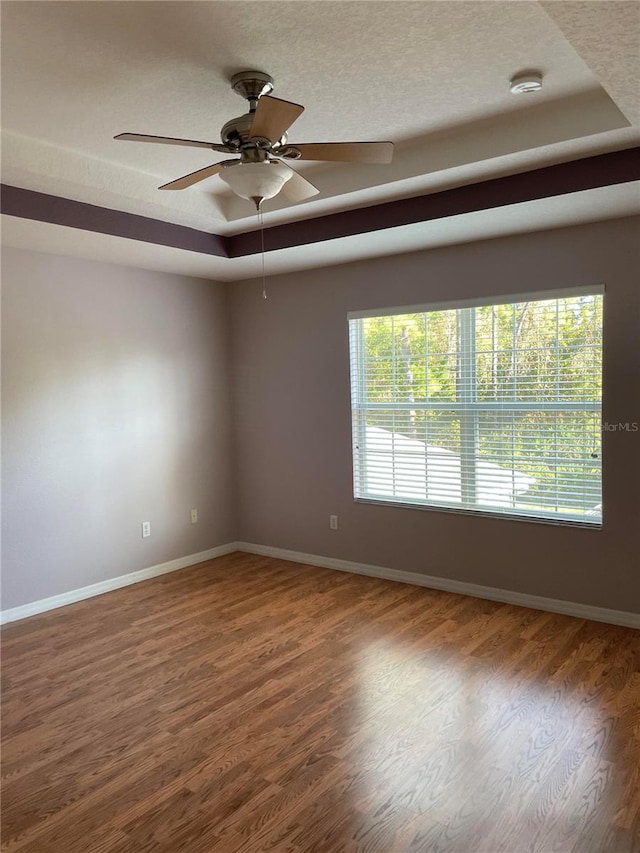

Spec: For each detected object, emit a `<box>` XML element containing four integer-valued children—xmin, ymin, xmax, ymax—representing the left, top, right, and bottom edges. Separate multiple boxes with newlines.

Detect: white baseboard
<box><xmin>4</xmin><ymin>540</ymin><xmax>638</xmax><ymax>630</ymax></box>
<box><xmin>236</xmin><ymin>542</ymin><xmax>640</xmax><ymax>630</ymax></box>
<box><xmin>0</xmin><ymin>543</ymin><xmax>239</xmax><ymax>625</ymax></box>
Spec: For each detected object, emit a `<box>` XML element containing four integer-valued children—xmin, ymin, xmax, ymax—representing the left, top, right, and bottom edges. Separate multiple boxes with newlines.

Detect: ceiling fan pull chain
<box><xmin>258</xmin><ymin>206</ymin><xmax>267</xmax><ymax>300</ymax></box>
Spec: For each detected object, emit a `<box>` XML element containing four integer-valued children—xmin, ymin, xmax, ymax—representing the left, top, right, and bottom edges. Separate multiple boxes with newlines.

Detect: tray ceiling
<box><xmin>1</xmin><ymin>1</ymin><xmax>638</xmax><ymax>278</ymax></box>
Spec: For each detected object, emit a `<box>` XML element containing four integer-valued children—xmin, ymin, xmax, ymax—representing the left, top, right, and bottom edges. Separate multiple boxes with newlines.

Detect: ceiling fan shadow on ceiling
<box><xmin>114</xmin><ymin>70</ymin><xmax>394</xmax><ymax>211</ymax></box>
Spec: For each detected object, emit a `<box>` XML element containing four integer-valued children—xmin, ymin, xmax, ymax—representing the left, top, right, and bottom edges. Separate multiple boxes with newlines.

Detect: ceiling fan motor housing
<box><xmin>220</xmin><ymin>113</ymin><xmax>254</xmax><ymax>147</ymax></box>
<box><xmin>220</xmin><ymin>113</ymin><xmax>288</xmax><ymax>150</ymax></box>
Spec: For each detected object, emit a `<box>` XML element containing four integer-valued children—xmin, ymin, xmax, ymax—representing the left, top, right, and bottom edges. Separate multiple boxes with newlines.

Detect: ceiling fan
<box><xmin>114</xmin><ymin>70</ymin><xmax>394</xmax><ymax>209</ymax></box>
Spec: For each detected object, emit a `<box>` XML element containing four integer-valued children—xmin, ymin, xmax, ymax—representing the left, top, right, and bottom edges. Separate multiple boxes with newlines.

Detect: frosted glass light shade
<box><xmin>219</xmin><ymin>161</ymin><xmax>292</xmax><ymax>201</ymax></box>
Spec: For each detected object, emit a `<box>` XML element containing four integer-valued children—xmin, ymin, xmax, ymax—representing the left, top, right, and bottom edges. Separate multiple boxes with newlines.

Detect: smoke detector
<box><xmin>510</xmin><ymin>72</ymin><xmax>543</xmax><ymax>94</ymax></box>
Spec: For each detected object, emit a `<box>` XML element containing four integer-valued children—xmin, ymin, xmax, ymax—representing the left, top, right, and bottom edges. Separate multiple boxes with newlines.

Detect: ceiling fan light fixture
<box><xmin>509</xmin><ymin>72</ymin><xmax>543</xmax><ymax>94</ymax></box>
<box><xmin>218</xmin><ymin>160</ymin><xmax>292</xmax><ymax>203</ymax></box>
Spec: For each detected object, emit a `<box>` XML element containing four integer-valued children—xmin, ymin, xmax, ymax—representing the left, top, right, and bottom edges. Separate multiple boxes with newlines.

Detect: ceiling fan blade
<box><xmin>115</xmin><ymin>133</ymin><xmax>231</xmax><ymax>153</ymax></box>
<box><xmin>284</xmin><ymin>141</ymin><xmax>394</xmax><ymax>164</ymax></box>
<box><xmin>277</xmin><ymin>161</ymin><xmax>319</xmax><ymax>203</ymax></box>
<box><xmin>249</xmin><ymin>96</ymin><xmax>304</xmax><ymax>143</ymax></box>
<box><xmin>158</xmin><ymin>160</ymin><xmax>233</xmax><ymax>191</ymax></box>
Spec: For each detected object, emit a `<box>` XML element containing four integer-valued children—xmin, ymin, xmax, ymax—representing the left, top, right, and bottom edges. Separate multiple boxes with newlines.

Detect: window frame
<box><xmin>348</xmin><ymin>285</ymin><xmax>604</xmax><ymax>528</ymax></box>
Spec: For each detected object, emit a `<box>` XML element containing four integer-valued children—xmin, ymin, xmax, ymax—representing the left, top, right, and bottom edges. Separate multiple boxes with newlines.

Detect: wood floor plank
<box><xmin>2</xmin><ymin>553</ymin><xmax>639</xmax><ymax>852</ymax></box>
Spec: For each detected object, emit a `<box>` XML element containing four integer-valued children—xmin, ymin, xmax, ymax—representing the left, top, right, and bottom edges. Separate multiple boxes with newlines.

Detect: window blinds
<box><xmin>348</xmin><ymin>289</ymin><xmax>603</xmax><ymax>526</ymax></box>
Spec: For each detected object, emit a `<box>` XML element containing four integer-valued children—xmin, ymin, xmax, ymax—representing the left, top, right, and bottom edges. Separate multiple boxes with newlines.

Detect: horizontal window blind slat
<box><xmin>355</xmin><ymin>402</ymin><xmax>600</xmax><ymax>411</ymax></box>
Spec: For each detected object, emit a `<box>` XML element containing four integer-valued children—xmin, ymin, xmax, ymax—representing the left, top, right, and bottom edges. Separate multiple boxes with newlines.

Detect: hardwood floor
<box><xmin>2</xmin><ymin>552</ymin><xmax>639</xmax><ymax>853</ymax></box>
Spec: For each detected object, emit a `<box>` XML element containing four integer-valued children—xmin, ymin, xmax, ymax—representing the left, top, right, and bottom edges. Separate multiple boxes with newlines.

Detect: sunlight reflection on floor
<box><xmin>350</xmin><ymin>631</ymin><xmax>632</xmax><ymax>851</ymax></box>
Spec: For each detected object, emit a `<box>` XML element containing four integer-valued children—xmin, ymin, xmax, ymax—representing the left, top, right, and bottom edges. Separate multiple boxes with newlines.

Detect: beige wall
<box><xmin>1</xmin><ymin>248</ymin><xmax>235</xmax><ymax>610</ymax></box>
<box><xmin>229</xmin><ymin>217</ymin><xmax>640</xmax><ymax>614</ymax></box>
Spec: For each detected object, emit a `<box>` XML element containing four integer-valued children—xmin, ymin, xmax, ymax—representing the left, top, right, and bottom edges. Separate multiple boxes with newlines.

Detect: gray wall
<box><xmin>1</xmin><ymin>248</ymin><xmax>235</xmax><ymax>610</ymax></box>
<box><xmin>230</xmin><ymin>217</ymin><xmax>640</xmax><ymax>614</ymax></box>
<box><xmin>3</xmin><ymin>218</ymin><xmax>639</xmax><ymax>616</ymax></box>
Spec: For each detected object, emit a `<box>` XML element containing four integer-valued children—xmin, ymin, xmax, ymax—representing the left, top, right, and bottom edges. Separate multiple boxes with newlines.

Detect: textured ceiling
<box><xmin>1</xmin><ymin>0</ymin><xmax>639</xmax><ymax>273</ymax></box>
<box><xmin>1</xmin><ymin>1</ymin><xmax>600</xmax><ymax>146</ymax></box>
<box><xmin>542</xmin><ymin>1</ymin><xmax>640</xmax><ymax>124</ymax></box>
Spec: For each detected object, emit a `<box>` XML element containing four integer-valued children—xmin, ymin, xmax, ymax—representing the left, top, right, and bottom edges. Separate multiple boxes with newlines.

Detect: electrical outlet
<box><xmin>190</xmin><ymin>509</ymin><xmax>198</xmax><ymax>524</ymax></box>
<box><xmin>141</xmin><ymin>521</ymin><xmax>151</xmax><ymax>539</ymax></box>
<box><xmin>330</xmin><ymin>514</ymin><xmax>338</xmax><ymax>530</ymax></box>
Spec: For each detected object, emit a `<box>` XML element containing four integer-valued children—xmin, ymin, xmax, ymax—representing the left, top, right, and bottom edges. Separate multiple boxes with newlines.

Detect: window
<box><xmin>348</xmin><ymin>288</ymin><xmax>603</xmax><ymax>526</ymax></box>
